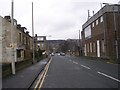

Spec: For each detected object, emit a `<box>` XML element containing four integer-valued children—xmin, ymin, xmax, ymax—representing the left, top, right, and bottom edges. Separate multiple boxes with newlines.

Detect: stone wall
<box><xmin>0</xmin><ymin>16</ymin><xmax>2</xmax><ymax>63</ymax></box>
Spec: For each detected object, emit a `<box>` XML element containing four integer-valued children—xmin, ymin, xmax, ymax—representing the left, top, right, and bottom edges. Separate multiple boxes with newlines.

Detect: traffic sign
<box><xmin>10</xmin><ymin>43</ymin><xmax>14</xmax><ymax>48</ymax></box>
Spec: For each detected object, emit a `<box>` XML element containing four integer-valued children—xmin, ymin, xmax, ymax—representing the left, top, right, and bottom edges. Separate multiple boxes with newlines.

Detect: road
<box><xmin>37</xmin><ymin>55</ymin><xmax>120</xmax><ymax>89</ymax></box>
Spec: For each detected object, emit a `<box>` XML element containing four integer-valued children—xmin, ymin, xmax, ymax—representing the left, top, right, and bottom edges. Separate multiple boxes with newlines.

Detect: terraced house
<box><xmin>0</xmin><ymin>16</ymin><xmax>33</xmax><ymax>63</ymax></box>
<box><xmin>81</xmin><ymin>4</ymin><xmax>120</xmax><ymax>62</ymax></box>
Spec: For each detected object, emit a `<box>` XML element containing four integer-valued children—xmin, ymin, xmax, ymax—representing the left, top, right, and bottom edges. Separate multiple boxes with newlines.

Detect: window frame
<box><xmin>100</xmin><ymin>16</ymin><xmax>103</xmax><ymax>23</ymax></box>
<box><xmin>96</xmin><ymin>19</ymin><xmax>98</xmax><ymax>25</ymax></box>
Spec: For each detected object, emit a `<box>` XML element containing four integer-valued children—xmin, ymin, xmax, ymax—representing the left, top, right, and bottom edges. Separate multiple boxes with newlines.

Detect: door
<box><xmin>97</xmin><ymin>40</ymin><xmax>100</xmax><ymax>57</ymax></box>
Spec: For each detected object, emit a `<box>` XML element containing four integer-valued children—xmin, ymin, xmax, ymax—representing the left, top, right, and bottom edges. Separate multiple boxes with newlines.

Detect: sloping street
<box><xmin>40</xmin><ymin>55</ymin><xmax>119</xmax><ymax>88</ymax></box>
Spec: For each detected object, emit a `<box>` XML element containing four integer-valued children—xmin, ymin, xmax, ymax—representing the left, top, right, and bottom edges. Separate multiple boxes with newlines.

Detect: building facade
<box><xmin>35</xmin><ymin>35</ymin><xmax>47</xmax><ymax>54</ymax></box>
<box><xmin>0</xmin><ymin>16</ymin><xmax>33</xmax><ymax>63</ymax></box>
<box><xmin>81</xmin><ymin>4</ymin><xmax>120</xmax><ymax>62</ymax></box>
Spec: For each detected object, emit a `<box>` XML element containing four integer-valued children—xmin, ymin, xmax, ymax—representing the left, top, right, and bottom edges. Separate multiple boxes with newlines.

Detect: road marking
<box><xmin>39</xmin><ymin>58</ymin><xmax>52</xmax><ymax>89</ymax></box>
<box><xmin>97</xmin><ymin>71</ymin><xmax>120</xmax><ymax>83</ymax></box>
<box><xmin>75</xmin><ymin>62</ymin><xmax>78</xmax><ymax>64</ymax></box>
<box><xmin>34</xmin><ymin>58</ymin><xmax>52</xmax><ymax>90</ymax></box>
<box><xmin>106</xmin><ymin>62</ymin><xmax>118</xmax><ymax>65</ymax></box>
<box><xmin>81</xmin><ymin>65</ymin><xmax>90</xmax><ymax>69</ymax></box>
<box><xmin>34</xmin><ymin>69</ymin><xmax>45</xmax><ymax>89</ymax></box>
<box><xmin>73</xmin><ymin>61</ymin><xmax>78</xmax><ymax>64</ymax></box>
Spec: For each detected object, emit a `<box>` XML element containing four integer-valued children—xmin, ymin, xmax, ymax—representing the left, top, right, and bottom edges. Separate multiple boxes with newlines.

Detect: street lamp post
<box><xmin>118</xmin><ymin>5</ymin><xmax>120</xmax><ymax>64</ymax></box>
<box><xmin>78</xmin><ymin>30</ymin><xmax>81</xmax><ymax>56</ymax></box>
<box><xmin>32</xmin><ymin>2</ymin><xmax>35</xmax><ymax>63</ymax></box>
<box><xmin>11</xmin><ymin>0</ymin><xmax>15</xmax><ymax>74</ymax></box>
<box><xmin>46</xmin><ymin>35</ymin><xmax>52</xmax><ymax>57</ymax></box>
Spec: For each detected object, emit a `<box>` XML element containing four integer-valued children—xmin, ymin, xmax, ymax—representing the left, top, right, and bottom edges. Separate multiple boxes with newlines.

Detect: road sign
<box><xmin>10</xmin><ymin>43</ymin><xmax>14</xmax><ymax>48</ymax></box>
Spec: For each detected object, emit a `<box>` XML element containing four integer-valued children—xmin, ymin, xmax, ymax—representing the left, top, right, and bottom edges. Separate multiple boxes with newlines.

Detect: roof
<box><xmin>82</xmin><ymin>4</ymin><xmax>120</xmax><ymax>29</ymax></box>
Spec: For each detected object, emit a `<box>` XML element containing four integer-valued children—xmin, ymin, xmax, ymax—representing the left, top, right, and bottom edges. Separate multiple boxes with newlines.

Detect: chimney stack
<box><xmin>93</xmin><ymin>11</ymin><xmax>94</xmax><ymax>15</ymax></box>
<box><xmin>26</xmin><ymin>31</ymin><xmax>29</xmax><ymax>34</ymax></box>
<box><xmin>88</xmin><ymin>10</ymin><xmax>91</xmax><ymax>20</ymax></box>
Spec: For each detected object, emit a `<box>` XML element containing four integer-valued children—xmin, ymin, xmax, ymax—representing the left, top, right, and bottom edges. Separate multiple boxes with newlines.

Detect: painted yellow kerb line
<box><xmin>34</xmin><ymin>58</ymin><xmax>52</xmax><ymax>90</ymax></box>
<box><xmin>34</xmin><ymin>66</ymin><xmax>47</xmax><ymax>89</ymax></box>
<box><xmin>38</xmin><ymin>60</ymin><xmax>51</xmax><ymax>90</ymax></box>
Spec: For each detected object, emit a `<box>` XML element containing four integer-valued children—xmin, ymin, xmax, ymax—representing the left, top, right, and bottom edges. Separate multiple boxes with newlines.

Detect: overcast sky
<box><xmin>0</xmin><ymin>0</ymin><xmax>119</xmax><ymax>40</ymax></box>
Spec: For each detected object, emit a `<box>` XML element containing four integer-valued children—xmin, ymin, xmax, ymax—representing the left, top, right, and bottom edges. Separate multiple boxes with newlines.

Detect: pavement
<box><xmin>2</xmin><ymin>58</ymin><xmax>49</xmax><ymax>89</ymax></box>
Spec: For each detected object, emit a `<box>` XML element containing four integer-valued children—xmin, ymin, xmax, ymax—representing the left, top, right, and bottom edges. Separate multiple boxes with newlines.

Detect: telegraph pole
<box><xmin>32</xmin><ymin>2</ymin><xmax>35</xmax><ymax>63</ymax></box>
<box><xmin>78</xmin><ymin>30</ymin><xmax>81</xmax><ymax>56</ymax></box>
<box><xmin>11</xmin><ymin>0</ymin><xmax>15</xmax><ymax>74</ymax></box>
<box><xmin>118</xmin><ymin>4</ymin><xmax>120</xmax><ymax>64</ymax></box>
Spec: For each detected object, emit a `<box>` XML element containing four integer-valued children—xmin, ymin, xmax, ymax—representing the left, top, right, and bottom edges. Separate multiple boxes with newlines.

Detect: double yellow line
<box><xmin>34</xmin><ymin>58</ymin><xmax>52</xmax><ymax>90</ymax></box>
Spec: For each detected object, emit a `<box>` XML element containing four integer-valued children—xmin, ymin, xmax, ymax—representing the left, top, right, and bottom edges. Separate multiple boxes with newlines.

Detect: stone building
<box><xmin>0</xmin><ymin>16</ymin><xmax>33</xmax><ymax>63</ymax></box>
<box><xmin>81</xmin><ymin>4</ymin><xmax>120</xmax><ymax>62</ymax></box>
<box><xmin>34</xmin><ymin>34</ymin><xmax>47</xmax><ymax>54</ymax></box>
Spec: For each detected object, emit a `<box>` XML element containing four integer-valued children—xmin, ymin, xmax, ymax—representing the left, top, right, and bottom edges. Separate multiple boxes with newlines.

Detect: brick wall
<box><xmin>81</xmin><ymin>11</ymin><xmax>120</xmax><ymax>61</ymax></box>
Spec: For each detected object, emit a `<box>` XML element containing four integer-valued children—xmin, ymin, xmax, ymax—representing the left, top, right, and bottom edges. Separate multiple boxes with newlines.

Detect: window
<box><xmin>37</xmin><ymin>44</ymin><xmax>40</xmax><ymax>47</ymax></box>
<box><xmin>90</xmin><ymin>43</ymin><xmax>92</xmax><ymax>52</ymax></box>
<box><xmin>19</xmin><ymin>33</ymin><xmax>22</xmax><ymax>43</ymax></box>
<box><xmin>87</xmin><ymin>43</ymin><xmax>89</xmax><ymax>52</ymax></box>
<box><xmin>28</xmin><ymin>38</ymin><xmax>30</xmax><ymax>46</ymax></box>
<box><xmin>100</xmin><ymin>16</ymin><xmax>103</xmax><ymax>22</ymax></box>
<box><xmin>24</xmin><ymin>37</ymin><xmax>26</xmax><ymax>44</ymax></box>
<box><xmin>84</xmin><ymin>25</ymin><xmax>91</xmax><ymax>39</ymax></box>
<box><xmin>101</xmin><ymin>40</ymin><xmax>105</xmax><ymax>52</ymax></box>
<box><xmin>84</xmin><ymin>44</ymin><xmax>87</xmax><ymax>56</ymax></box>
<box><xmin>93</xmin><ymin>42</ymin><xmax>96</xmax><ymax>52</ymax></box>
<box><xmin>41</xmin><ymin>43</ymin><xmax>44</xmax><ymax>48</ymax></box>
<box><xmin>26</xmin><ymin>37</ymin><xmax>28</xmax><ymax>44</ymax></box>
<box><xmin>37</xmin><ymin>37</ymin><xmax>43</xmax><ymax>41</ymax></box>
<box><xmin>96</xmin><ymin>19</ymin><xmax>98</xmax><ymax>25</ymax></box>
<box><xmin>92</xmin><ymin>22</ymin><xmax>94</xmax><ymax>27</ymax></box>
<box><xmin>17</xmin><ymin>50</ymin><xmax>21</xmax><ymax>58</ymax></box>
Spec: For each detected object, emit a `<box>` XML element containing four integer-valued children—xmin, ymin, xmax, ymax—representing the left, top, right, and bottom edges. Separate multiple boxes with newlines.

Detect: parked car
<box><xmin>60</xmin><ymin>52</ymin><xmax>65</xmax><ymax>56</ymax></box>
<box><xmin>56</xmin><ymin>53</ymin><xmax>60</xmax><ymax>56</ymax></box>
<box><xmin>51</xmin><ymin>53</ymin><xmax>55</xmax><ymax>56</ymax></box>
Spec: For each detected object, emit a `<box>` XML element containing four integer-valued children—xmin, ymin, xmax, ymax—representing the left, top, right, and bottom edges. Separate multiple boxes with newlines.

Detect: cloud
<box><xmin>0</xmin><ymin>0</ymin><xmax>119</xmax><ymax>40</ymax></box>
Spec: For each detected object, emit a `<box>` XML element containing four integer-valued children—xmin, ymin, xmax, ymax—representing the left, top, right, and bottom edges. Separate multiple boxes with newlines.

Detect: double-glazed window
<box><xmin>90</xmin><ymin>43</ymin><xmax>92</xmax><ymax>53</ymax></box>
<box><xmin>96</xmin><ymin>19</ymin><xmax>98</xmax><ymax>25</ymax></box>
<box><xmin>19</xmin><ymin>33</ymin><xmax>22</xmax><ymax>43</ymax></box>
<box><xmin>93</xmin><ymin>42</ymin><xmax>96</xmax><ymax>52</ymax></box>
<box><xmin>101</xmin><ymin>40</ymin><xmax>105</xmax><ymax>52</ymax></box>
<box><xmin>92</xmin><ymin>22</ymin><xmax>94</xmax><ymax>27</ymax></box>
<box><xmin>100</xmin><ymin>16</ymin><xmax>103</xmax><ymax>22</ymax></box>
<box><xmin>84</xmin><ymin>25</ymin><xmax>91</xmax><ymax>39</ymax></box>
<box><xmin>87</xmin><ymin>44</ymin><xmax>89</xmax><ymax>52</ymax></box>
<box><xmin>91</xmin><ymin>16</ymin><xmax>103</xmax><ymax>27</ymax></box>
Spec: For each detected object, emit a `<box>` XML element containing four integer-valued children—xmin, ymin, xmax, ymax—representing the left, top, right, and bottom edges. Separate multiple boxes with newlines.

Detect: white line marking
<box><xmin>97</xmin><ymin>71</ymin><xmax>120</xmax><ymax>83</ymax></box>
<box><xmin>74</xmin><ymin>62</ymin><xmax>78</xmax><ymax>64</ymax></box>
<box><xmin>73</xmin><ymin>61</ymin><xmax>78</xmax><ymax>64</ymax></box>
<box><xmin>81</xmin><ymin>65</ymin><xmax>90</xmax><ymax>69</ymax></box>
<box><xmin>75</xmin><ymin>62</ymin><xmax>78</xmax><ymax>64</ymax></box>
